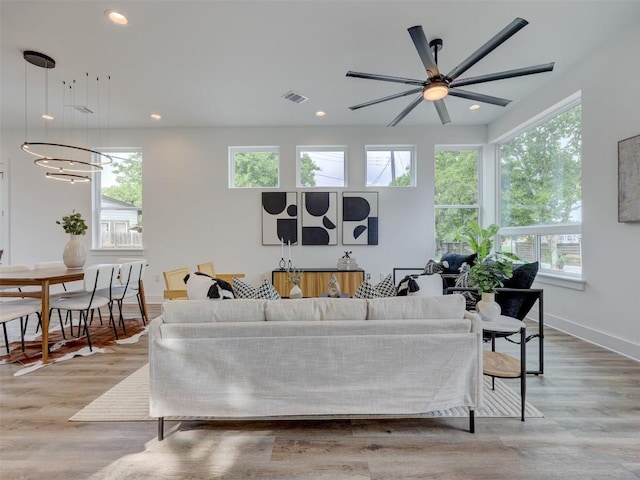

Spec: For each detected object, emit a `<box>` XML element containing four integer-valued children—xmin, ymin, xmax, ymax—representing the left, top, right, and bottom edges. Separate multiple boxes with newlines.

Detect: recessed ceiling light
<box><xmin>105</xmin><ymin>9</ymin><xmax>128</xmax><ymax>25</ymax></box>
<box><xmin>315</xmin><ymin>111</ymin><xmax>326</xmax><ymax>117</ymax></box>
<box><xmin>150</xmin><ymin>113</ymin><xmax>162</xmax><ymax>120</ymax></box>
<box><xmin>41</xmin><ymin>114</ymin><xmax>54</xmax><ymax>120</ymax></box>
<box><xmin>469</xmin><ymin>104</ymin><xmax>480</xmax><ymax>110</ymax></box>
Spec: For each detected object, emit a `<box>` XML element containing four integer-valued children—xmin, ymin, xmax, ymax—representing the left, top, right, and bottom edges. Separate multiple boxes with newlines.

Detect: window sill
<box><xmin>535</xmin><ymin>272</ymin><xmax>585</xmax><ymax>291</ymax></box>
<box><xmin>90</xmin><ymin>248</ymin><xmax>145</xmax><ymax>257</ymax></box>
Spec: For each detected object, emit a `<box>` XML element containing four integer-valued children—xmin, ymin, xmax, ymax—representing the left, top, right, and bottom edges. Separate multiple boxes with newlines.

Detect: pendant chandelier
<box><xmin>21</xmin><ymin>51</ymin><xmax>113</xmax><ymax>184</ymax></box>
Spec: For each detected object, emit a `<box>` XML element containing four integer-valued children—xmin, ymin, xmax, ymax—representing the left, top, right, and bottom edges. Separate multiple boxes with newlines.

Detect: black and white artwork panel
<box><xmin>301</xmin><ymin>192</ymin><xmax>338</xmax><ymax>245</ymax></box>
<box><xmin>262</xmin><ymin>192</ymin><xmax>298</xmax><ymax>245</ymax></box>
<box><xmin>342</xmin><ymin>192</ymin><xmax>379</xmax><ymax>245</ymax></box>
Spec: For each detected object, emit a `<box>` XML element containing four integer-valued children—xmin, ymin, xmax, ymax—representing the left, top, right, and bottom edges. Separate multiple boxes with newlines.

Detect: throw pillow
<box><xmin>497</xmin><ymin>262</ymin><xmax>539</xmax><ymax>318</ymax></box>
<box><xmin>423</xmin><ymin>259</ymin><xmax>449</xmax><ymax>275</ymax></box>
<box><xmin>396</xmin><ymin>275</ymin><xmax>420</xmax><ymax>296</ymax></box>
<box><xmin>454</xmin><ymin>270</ymin><xmax>479</xmax><ymax>310</ymax></box>
<box><xmin>353</xmin><ymin>280</ymin><xmax>380</xmax><ymax>299</ymax></box>
<box><xmin>185</xmin><ymin>272</ymin><xmax>234</xmax><ymax>300</ymax></box>
<box><xmin>396</xmin><ymin>274</ymin><xmax>443</xmax><ymax>297</ymax></box>
<box><xmin>440</xmin><ymin>252</ymin><xmax>477</xmax><ymax>274</ymax></box>
<box><xmin>255</xmin><ymin>279</ymin><xmax>281</xmax><ymax>300</ymax></box>
<box><xmin>375</xmin><ymin>274</ymin><xmax>397</xmax><ymax>297</ymax></box>
<box><xmin>232</xmin><ymin>276</ymin><xmax>258</xmax><ymax>299</ymax></box>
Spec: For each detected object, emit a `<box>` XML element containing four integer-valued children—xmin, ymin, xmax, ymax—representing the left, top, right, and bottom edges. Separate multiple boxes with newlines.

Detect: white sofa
<box><xmin>149</xmin><ymin>294</ymin><xmax>483</xmax><ymax>439</ymax></box>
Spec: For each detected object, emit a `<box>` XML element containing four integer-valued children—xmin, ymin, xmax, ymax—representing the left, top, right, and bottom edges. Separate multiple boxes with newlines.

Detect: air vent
<box><xmin>282</xmin><ymin>90</ymin><xmax>309</xmax><ymax>104</ymax></box>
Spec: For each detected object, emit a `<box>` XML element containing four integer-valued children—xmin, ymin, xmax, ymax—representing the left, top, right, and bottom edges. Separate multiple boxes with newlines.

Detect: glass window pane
<box><xmin>500</xmin><ymin>235</ymin><xmax>537</xmax><ymax>264</ymax></box>
<box><xmin>230</xmin><ymin>148</ymin><xmax>279</xmax><ymax>188</ymax></box>
<box><xmin>435</xmin><ymin>150</ymin><xmax>478</xmax><ymax>205</ymax></box>
<box><xmin>297</xmin><ymin>148</ymin><xmax>345</xmax><ymax>187</ymax></box>
<box><xmin>366</xmin><ymin>147</ymin><xmax>415</xmax><ymax>187</ymax></box>
<box><xmin>500</xmin><ymin>104</ymin><xmax>582</xmax><ymax>227</ymax></box>
<box><xmin>540</xmin><ymin>234</ymin><xmax>582</xmax><ymax>275</ymax></box>
<box><xmin>434</xmin><ymin>207</ymin><xmax>478</xmax><ymax>258</ymax></box>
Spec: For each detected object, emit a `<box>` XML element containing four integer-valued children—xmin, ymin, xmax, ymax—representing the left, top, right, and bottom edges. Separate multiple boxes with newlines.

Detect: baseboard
<box><xmin>527</xmin><ymin>309</ymin><xmax>640</xmax><ymax>362</ymax></box>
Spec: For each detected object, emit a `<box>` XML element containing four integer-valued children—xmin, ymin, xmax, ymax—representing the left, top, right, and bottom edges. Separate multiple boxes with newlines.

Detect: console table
<box><xmin>272</xmin><ymin>268</ymin><xmax>365</xmax><ymax>298</ymax></box>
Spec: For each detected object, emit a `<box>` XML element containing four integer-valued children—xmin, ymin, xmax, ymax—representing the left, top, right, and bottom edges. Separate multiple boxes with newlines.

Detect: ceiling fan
<box><xmin>346</xmin><ymin>17</ymin><xmax>554</xmax><ymax>126</ymax></box>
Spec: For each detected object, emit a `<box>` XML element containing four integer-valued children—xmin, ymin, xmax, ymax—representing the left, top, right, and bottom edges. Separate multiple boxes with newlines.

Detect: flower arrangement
<box><xmin>56</xmin><ymin>210</ymin><xmax>88</xmax><ymax>236</ymax></box>
<box><xmin>287</xmin><ymin>267</ymin><xmax>303</xmax><ymax>286</ymax></box>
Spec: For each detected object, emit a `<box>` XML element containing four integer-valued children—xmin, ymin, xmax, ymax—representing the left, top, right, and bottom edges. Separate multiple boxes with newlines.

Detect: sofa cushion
<box><xmin>264</xmin><ymin>298</ymin><xmax>367</xmax><ymax>322</ymax></box>
<box><xmin>161</xmin><ymin>299</ymin><xmax>266</xmax><ymax>323</ymax></box>
<box><xmin>497</xmin><ymin>261</ymin><xmax>539</xmax><ymax>318</ymax></box>
<box><xmin>441</xmin><ymin>252</ymin><xmax>477</xmax><ymax>274</ymax></box>
<box><xmin>367</xmin><ymin>294</ymin><xmax>465</xmax><ymax>320</ymax></box>
<box><xmin>408</xmin><ymin>274</ymin><xmax>443</xmax><ymax>297</ymax></box>
<box><xmin>232</xmin><ymin>277</ymin><xmax>257</xmax><ymax>299</ymax></box>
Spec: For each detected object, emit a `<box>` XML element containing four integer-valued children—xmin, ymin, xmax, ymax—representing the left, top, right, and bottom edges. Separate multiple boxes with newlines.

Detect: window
<box><xmin>366</xmin><ymin>146</ymin><xmax>415</xmax><ymax>187</ymax></box>
<box><xmin>296</xmin><ymin>146</ymin><xmax>346</xmax><ymax>187</ymax></box>
<box><xmin>434</xmin><ymin>148</ymin><xmax>480</xmax><ymax>258</ymax></box>
<box><xmin>229</xmin><ymin>146</ymin><xmax>279</xmax><ymax>188</ymax></box>
<box><xmin>498</xmin><ymin>100</ymin><xmax>582</xmax><ymax>276</ymax></box>
<box><xmin>93</xmin><ymin>150</ymin><xmax>143</xmax><ymax>249</ymax></box>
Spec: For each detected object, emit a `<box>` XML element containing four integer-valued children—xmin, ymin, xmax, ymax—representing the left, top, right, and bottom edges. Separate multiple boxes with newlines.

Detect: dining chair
<box><xmin>196</xmin><ymin>262</ymin><xmax>215</xmax><ymax>277</ymax></box>
<box><xmin>103</xmin><ymin>260</ymin><xmax>147</xmax><ymax>335</ymax></box>
<box><xmin>163</xmin><ymin>267</ymin><xmax>190</xmax><ymax>300</ymax></box>
<box><xmin>0</xmin><ymin>302</ymin><xmax>42</xmax><ymax>355</ymax></box>
<box><xmin>49</xmin><ymin>264</ymin><xmax>116</xmax><ymax>350</ymax></box>
<box><xmin>0</xmin><ymin>264</ymin><xmax>45</xmax><ymax>339</ymax></box>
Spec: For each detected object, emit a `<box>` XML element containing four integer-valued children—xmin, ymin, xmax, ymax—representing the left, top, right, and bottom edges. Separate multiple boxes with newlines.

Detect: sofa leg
<box><xmin>469</xmin><ymin>409</ymin><xmax>475</xmax><ymax>433</ymax></box>
<box><xmin>158</xmin><ymin>417</ymin><xmax>164</xmax><ymax>441</ymax></box>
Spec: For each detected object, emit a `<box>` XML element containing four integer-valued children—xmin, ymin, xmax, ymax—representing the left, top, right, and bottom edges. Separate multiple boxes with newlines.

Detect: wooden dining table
<box><xmin>0</xmin><ymin>265</ymin><xmax>149</xmax><ymax>363</ymax></box>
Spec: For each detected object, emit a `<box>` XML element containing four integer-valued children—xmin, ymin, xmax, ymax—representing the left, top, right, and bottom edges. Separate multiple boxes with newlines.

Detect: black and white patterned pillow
<box><xmin>256</xmin><ymin>279</ymin><xmax>281</xmax><ymax>300</ymax></box>
<box><xmin>454</xmin><ymin>268</ymin><xmax>478</xmax><ymax>310</ymax></box>
<box><xmin>375</xmin><ymin>274</ymin><xmax>397</xmax><ymax>297</ymax></box>
<box><xmin>396</xmin><ymin>275</ymin><xmax>421</xmax><ymax>296</ymax></box>
<box><xmin>232</xmin><ymin>276</ymin><xmax>258</xmax><ymax>299</ymax></box>
<box><xmin>423</xmin><ymin>259</ymin><xmax>449</xmax><ymax>275</ymax></box>
<box><xmin>353</xmin><ymin>280</ymin><xmax>380</xmax><ymax>299</ymax></box>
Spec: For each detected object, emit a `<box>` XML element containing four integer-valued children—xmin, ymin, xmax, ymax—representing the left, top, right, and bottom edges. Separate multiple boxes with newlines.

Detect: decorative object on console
<box><xmin>342</xmin><ymin>192</ymin><xmax>378</xmax><ymax>245</ymax></box>
<box><xmin>57</xmin><ymin>210</ymin><xmax>88</xmax><ymax>268</ymax></box>
<box><xmin>262</xmin><ymin>192</ymin><xmax>297</xmax><ymax>245</ymax></box>
<box><xmin>327</xmin><ymin>274</ymin><xmax>341</xmax><ymax>298</ymax></box>
<box><xmin>287</xmin><ymin>267</ymin><xmax>304</xmax><ymax>299</ymax></box>
<box><xmin>337</xmin><ymin>251</ymin><xmax>358</xmax><ymax>270</ymax></box>
<box><xmin>301</xmin><ymin>192</ymin><xmax>338</xmax><ymax>245</ymax></box>
<box><xmin>618</xmin><ymin>134</ymin><xmax>640</xmax><ymax>222</ymax></box>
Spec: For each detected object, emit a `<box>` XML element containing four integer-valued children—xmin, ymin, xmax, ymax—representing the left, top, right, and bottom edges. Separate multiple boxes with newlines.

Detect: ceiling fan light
<box><xmin>423</xmin><ymin>83</ymin><xmax>449</xmax><ymax>101</ymax></box>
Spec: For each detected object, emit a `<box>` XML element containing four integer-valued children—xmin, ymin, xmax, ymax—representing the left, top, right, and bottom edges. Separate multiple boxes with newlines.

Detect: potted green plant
<box><xmin>287</xmin><ymin>267</ymin><xmax>303</xmax><ymax>299</ymax></box>
<box><xmin>57</xmin><ymin>210</ymin><xmax>88</xmax><ymax>268</ymax></box>
<box><xmin>461</xmin><ymin>221</ymin><xmax>518</xmax><ymax>320</ymax></box>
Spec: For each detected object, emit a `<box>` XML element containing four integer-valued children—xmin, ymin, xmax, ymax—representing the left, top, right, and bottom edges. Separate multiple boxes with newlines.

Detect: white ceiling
<box><xmin>2</xmin><ymin>0</ymin><xmax>640</xmax><ymax>129</ymax></box>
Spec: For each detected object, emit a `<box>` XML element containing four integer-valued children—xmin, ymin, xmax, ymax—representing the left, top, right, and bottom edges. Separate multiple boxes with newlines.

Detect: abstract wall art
<box><xmin>301</xmin><ymin>192</ymin><xmax>338</xmax><ymax>245</ymax></box>
<box><xmin>262</xmin><ymin>192</ymin><xmax>298</xmax><ymax>245</ymax></box>
<box><xmin>618</xmin><ymin>134</ymin><xmax>640</xmax><ymax>223</ymax></box>
<box><xmin>342</xmin><ymin>192</ymin><xmax>378</xmax><ymax>245</ymax></box>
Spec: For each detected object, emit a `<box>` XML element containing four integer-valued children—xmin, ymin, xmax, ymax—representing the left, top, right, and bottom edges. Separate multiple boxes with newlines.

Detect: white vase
<box><xmin>476</xmin><ymin>292</ymin><xmax>501</xmax><ymax>321</ymax></box>
<box><xmin>289</xmin><ymin>284</ymin><xmax>303</xmax><ymax>299</ymax></box>
<box><xmin>63</xmin><ymin>234</ymin><xmax>87</xmax><ymax>268</ymax></box>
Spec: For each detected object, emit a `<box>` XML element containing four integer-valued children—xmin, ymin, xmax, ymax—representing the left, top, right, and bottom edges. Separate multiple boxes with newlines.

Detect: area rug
<box><xmin>70</xmin><ymin>364</ymin><xmax>543</xmax><ymax>421</ymax></box>
<box><xmin>0</xmin><ymin>320</ymin><xmax>148</xmax><ymax>376</ymax></box>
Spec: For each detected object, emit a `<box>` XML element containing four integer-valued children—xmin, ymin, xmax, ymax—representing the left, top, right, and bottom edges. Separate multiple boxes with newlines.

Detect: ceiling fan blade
<box><xmin>448</xmin><ymin>89</ymin><xmax>512</xmax><ymax>107</ymax></box>
<box><xmin>433</xmin><ymin>100</ymin><xmax>451</xmax><ymax>125</ymax></box>
<box><xmin>407</xmin><ymin>26</ymin><xmax>440</xmax><ymax>78</ymax></box>
<box><xmin>387</xmin><ymin>95</ymin><xmax>424</xmax><ymax>127</ymax></box>
<box><xmin>446</xmin><ymin>17</ymin><xmax>529</xmax><ymax>81</ymax></box>
<box><xmin>349</xmin><ymin>88</ymin><xmax>424</xmax><ymax>110</ymax></box>
<box><xmin>346</xmin><ymin>71</ymin><xmax>426</xmax><ymax>86</ymax></box>
<box><xmin>450</xmin><ymin>63</ymin><xmax>555</xmax><ymax>88</ymax></box>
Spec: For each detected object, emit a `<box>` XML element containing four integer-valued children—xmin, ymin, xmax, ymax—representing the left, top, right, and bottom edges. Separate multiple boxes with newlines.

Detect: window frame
<box><xmin>295</xmin><ymin>145</ymin><xmax>347</xmax><ymax>188</ymax></box>
<box><xmin>91</xmin><ymin>148</ymin><xmax>144</xmax><ymax>252</ymax></box>
<box><xmin>365</xmin><ymin>145</ymin><xmax>416</xmax><ymax>187</ymax></box>
<box><xmin>228</xmin><ymin>146</ymin><xmax>280</xmax><ymax>189</ymax></box>
<box><xmin>496</xmin><ymin>93</ymin><xmax>582</xmax><ymax>280</ymax></box>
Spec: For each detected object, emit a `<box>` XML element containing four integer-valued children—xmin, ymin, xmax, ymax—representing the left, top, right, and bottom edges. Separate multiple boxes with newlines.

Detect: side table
<box><xmin>482</xmin><ymin>315</ymin><xmax>526</xmax><ymax>421</ymax></box>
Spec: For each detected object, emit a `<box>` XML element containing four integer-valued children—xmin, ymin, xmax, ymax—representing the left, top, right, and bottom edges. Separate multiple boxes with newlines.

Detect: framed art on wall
<box><xmin>342</xmin><ymin>192</ymin><xmax>378</xmax><ymax>245</ymax></box>
<box><xmin>618</xmin><ymin>134</ymin><xmax>640</xmax><ymax>223</ymax></box>
<box><xmin>301</xmin><ymin>192</ymin><xmax>338</xmax><ymax>245</ymax></box>
<box><xmin>262</xmin><ymin>192</ymin><xmax>298</xmax><ymax>245</ymax></box>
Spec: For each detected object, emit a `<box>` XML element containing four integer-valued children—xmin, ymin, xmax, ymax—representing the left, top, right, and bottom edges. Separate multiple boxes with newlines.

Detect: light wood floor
<box><xmin>1</xmin><ymin>305</ymin><xmax>639</xmax><ymax>480</ymax></box>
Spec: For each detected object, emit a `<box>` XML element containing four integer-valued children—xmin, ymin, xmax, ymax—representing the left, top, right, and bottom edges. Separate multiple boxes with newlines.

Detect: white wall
<box><xmin>489</xmin><ymin>22</ymin><xmax>640</xmax><ymax>361</ymax></box>
<box><xmin>1</xmin><ymin>123</ymin><xmax>485</xmax><ymax>297</ymax></box>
